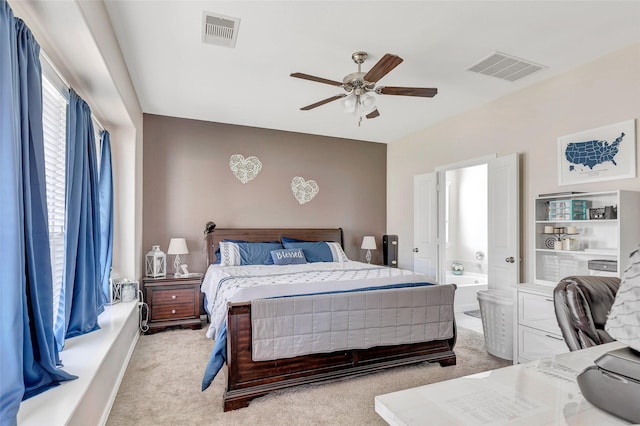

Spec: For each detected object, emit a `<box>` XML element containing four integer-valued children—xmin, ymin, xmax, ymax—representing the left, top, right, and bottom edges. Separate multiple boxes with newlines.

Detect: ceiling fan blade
<box><xmin>379</xmin><ymin>86</ymin><xmax>438</xmax><ymax>97</ymax></box>
<box><xmin>366</xmin><ymin>109</ymin><xmax>380</xmax><ymax>119</ymax></box>
<box><xmin>290</xmin><ymin>72</ymin><xmax>343</xmax><ymax>87</ymax></box>
<box><xmin>363</xmin><ymin>54</ymin><xmax>403</xmax><ymax>83</ymax></box>
<box><xmin>300</xmin><ymin>94</ymin><xmax>346</xmax><ymax>111</ymax></box>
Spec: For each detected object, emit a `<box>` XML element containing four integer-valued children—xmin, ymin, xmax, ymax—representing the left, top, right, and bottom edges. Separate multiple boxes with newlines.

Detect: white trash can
<box><xmin>477</xmin><ymin>289</ymin><xmax>513</xmax><ymax>360</ymax></box>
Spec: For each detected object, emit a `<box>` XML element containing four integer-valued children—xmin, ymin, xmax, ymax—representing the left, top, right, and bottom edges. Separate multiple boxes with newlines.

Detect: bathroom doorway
<box><xmin>413</xmin><ymin>154</ymin><xmax>520</xmax><ymax>312</ymax></box>
<box><xmin>443</xmin><ymin>163</ymin><xmax>488</xmax><ymax>312</ymax></box>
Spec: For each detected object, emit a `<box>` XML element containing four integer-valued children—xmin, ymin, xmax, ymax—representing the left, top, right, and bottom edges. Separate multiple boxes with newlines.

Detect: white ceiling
<box><xmin>103</xmin><ymin>1</ymin><xmax>640</xmax><ymax>143</ymax></box>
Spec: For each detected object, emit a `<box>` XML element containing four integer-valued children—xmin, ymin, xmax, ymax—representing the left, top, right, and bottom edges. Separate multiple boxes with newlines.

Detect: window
<box><xmin>42</xmin><ymin>74</ymin><xmax>67</xmax><ymax>321</ymax></box>
<box><xmin>41</xmin><ymin>56</ymin><xmax>104</xmax><ymax>323</ymax></box>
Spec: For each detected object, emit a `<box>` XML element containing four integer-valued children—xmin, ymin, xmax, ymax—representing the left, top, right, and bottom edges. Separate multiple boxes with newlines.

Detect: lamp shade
<box><xmin>361</xmin><ymin>236</ymin><xmax>377</xmax><ymax>250</ymax></box>
<box><xmin>167</xmin><ymin>238</ymin><xmax>189</xmax><ymax>255</ymax></box>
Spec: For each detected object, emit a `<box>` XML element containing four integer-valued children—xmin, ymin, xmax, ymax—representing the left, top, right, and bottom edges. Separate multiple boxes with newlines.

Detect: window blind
<box><xmin>41</xmin><ymin>52</ymin><xmax>104</xmax><ymax>323</ymax></box>
<box><xmin>42</xmin><ymin>75</ymin><xmax>67</xmax><ymax>322</ymax></box>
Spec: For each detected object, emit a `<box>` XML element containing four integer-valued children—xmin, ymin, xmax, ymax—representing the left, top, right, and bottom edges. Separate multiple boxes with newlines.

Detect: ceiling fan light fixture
<box><xmin>291</xmin><ymin>51</ymin><xmax>437</xmax><ymax>125</ymax></box>
<box><xmin>343</xmin><ymin>93</ymin><xmax>376</xmax><ymax>118</ymax></box>
<box><xmin>360</xmin><ymin>93</ymin><xmax>376</xmax><ymax>114</ymax></box>
<box><xmin>343</xmin><ymin>93</ymin><xmax>357</xmax><ymax>114</ymax></box>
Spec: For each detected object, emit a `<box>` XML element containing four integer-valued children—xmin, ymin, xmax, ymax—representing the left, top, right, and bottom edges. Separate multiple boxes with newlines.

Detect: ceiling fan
<box><xmin>290</xmin><ymin>51</ymin><xmax>438</xmax><ymax>125</ymax></box>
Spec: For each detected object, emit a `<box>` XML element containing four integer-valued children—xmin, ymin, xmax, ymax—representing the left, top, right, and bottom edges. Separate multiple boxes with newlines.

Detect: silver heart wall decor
<box><xmin>291</xmin><ymin>176</ymin><xmax>319</xmax><ymax>205</ymax></box>
<box><xmin>229</xmin><ymin>154</ymin><xmax>262</xmax><ymax>184</ymax></box>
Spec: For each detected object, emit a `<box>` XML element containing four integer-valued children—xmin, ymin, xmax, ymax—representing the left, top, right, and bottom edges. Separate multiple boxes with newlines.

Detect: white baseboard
<box><xmin>17</xmin><ymin>302</ymin><xmax>139</xmax><ymax>426</ymax></box>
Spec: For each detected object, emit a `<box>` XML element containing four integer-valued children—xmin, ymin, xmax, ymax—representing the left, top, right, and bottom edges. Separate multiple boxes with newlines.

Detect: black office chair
<box><xmin>553</xmin><ymin>276</ymin><xmax>621</xmax><ymax>351</ymax></box>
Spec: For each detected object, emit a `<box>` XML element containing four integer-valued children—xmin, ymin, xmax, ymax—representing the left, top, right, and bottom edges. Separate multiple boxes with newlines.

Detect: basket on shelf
<box><xmin>549</xmin><ymin>199</ymin><xmax>587</xmax><ymax>221</ymax></box>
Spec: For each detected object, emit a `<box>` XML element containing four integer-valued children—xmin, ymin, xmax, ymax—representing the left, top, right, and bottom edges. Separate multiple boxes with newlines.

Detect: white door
<box><xmin>413</xmin><ymin>154</ymin><xmax>519</xmax><ymax>288</ymax></box>
<box><xmin>413</xmin><ymin>172</ymin><xmax>439</xmax><ymax>279</ymax></box>
<box><xmin>488</xmin><ymin>153</ymin><xmax>520</xmax><ymax>291</ymax></box>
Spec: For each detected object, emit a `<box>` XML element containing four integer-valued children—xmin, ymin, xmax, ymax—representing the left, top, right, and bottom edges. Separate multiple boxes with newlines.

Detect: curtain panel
<box><xmin>54</xmin><ymin>89</ymin><xmax>105</xmax><ymax>350</ymax></box>
<box><xmin>0</xmin><ymin>2</ymin><xmax>75</xmax><ymax>423</ymax></box>
<box><xmin>98</xmin><ymin>130</ymin><xmax>113</xmax><ymax>302</ymax></box>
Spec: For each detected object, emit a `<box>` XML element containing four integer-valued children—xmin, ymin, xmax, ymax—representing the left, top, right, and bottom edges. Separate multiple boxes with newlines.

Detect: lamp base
<box><xmin>173</xmin><ymin>254</ymin><xmax>182</xmax><ymax>277</ymax></box>
<box><xmin>366</xmin><ymin>249</ymin><xmax>372</xmax><ymax>264</ymax></box>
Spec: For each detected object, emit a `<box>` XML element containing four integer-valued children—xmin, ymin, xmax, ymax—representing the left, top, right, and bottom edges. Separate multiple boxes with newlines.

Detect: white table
<box><xmin>375</xmin><ymin>342</ymin><xmax>629</xmax><ymax>425</ymax></box>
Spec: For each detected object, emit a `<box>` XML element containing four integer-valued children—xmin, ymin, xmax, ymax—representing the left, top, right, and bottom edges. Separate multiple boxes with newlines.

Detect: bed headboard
<box><xmin>205</xmin><ymin>227</ymin><xmax>344</xmax><ymax>265</ymax></box>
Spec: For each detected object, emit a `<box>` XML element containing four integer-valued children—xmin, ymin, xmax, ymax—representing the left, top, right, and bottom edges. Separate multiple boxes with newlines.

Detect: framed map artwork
<box><xmin>557</xmin><ymin>119</ymin><xmax>636</xmax><ymax>186</ymax></box>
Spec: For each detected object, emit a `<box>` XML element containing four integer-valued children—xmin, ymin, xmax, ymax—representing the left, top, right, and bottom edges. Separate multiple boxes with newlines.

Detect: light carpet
<box><xmin>107</xmin><ymin>327</ymin><xmax>510</xmax><ymax>425</ymax></box>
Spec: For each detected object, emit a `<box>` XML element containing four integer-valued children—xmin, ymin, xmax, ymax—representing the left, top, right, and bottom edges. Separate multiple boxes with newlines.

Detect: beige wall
<box><xmin>388</xmin><ymin>43</ymin><xmax>640</xmax><ymax>282</ymax></box>
<box><xmin>143</xmin><ymin>114</ymin><xmax>387</xmax><ymax>273</ymax></box>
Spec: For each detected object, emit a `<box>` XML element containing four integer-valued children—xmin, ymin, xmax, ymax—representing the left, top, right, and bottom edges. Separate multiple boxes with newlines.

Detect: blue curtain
<box><xmin>98</xmin><ymin>130</ymin><xmax>113</xmax><ymax>302</ymax></box>
<box><xmin>0</xmin><ymin>2</ymin><xmax>76</xmax><ymax>423</ymax></box>
<box><xmin>54</xmin><ymin>89</ymin><xmax>104</xmax><ymax>350</ymax></box>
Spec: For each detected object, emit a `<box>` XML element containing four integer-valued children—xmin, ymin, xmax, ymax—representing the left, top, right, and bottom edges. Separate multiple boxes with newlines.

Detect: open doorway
<box><xmin>443</xmin><ymin>163</ymin><xmax>488</xmax><ymax>313</ymax></box>
<box><xmin>413</xmin><ymin>154</ymin><xmax>519</xmax><ymax>312</ymax></box>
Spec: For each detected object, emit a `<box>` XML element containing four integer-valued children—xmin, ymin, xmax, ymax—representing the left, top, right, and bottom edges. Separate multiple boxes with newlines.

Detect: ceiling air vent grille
<box><xmin>467</xmin><ymin>51</ymin><xmax>546</xmax><ymax>82</ymax></box>
<box><xmin>202</xmin><ymin>12</ymin><xmax>240</xmax><ymax>48</ymax></box>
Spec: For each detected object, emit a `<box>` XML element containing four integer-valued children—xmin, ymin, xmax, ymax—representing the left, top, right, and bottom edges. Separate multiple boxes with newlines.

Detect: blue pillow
<box><xmin>281</xmin><ymin>236</ymin><xmax>306</xmax><ymax>243</ymax></box>
<box><xmin>270</xmin><ymin>248</ymin><xmax>307</xmax><ymax>265</ymax></box>
<box><xmin>238</xmin><ymin>242</ymin><xmax>283</xmax><ymax>265</ymax></box>
<box><xmin>282</xmin><ymin>240</ymin><xmax>333</xmax><ymax>263</ymax></box>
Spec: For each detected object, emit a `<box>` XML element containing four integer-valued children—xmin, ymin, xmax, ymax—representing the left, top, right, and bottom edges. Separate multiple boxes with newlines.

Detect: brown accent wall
<box><xmin>143</xmin><ymin>114</ymin><xmax>386</xmax><ymax>273</ymax></box>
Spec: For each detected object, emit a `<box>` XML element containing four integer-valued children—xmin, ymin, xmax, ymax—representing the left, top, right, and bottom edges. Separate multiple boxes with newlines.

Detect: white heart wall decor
<box><xmin>291</xmin><ymin>176</ymin><xmax>319</xmax><ymax>205</ymax></box>
<box><xmin>229</xmin><ymin>154</ymin><xmax>262</xmax><ymax>184</ymax></box>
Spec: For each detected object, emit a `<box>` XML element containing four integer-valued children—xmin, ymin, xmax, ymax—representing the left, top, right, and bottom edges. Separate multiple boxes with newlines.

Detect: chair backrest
<box><xmin>553</xmin><ymin>276</ymin><xmax>621</xmax><ymax>351</ymax></box>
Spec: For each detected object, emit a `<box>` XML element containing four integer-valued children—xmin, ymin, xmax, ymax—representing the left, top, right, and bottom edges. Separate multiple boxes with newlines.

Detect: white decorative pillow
<box><xmin>327</xmin><ymin>242</ymin><xmax>349</xmax><ymax>262</ymax></box>
<box><xmin>605</xmin><ymin>246</ymin><xmax>640</xmax><ymax>351</ymax></box>
<box><xmin>218</xmin><ymin>241</ymin><xmax>241</xmax><ymax>266</ymax></box>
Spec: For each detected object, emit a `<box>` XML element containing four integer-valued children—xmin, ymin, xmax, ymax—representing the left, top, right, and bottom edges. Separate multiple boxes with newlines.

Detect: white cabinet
<box><xmin>514</xmin><ymin>284</ymin><xmax>567</xmax><ymax>363</ymax></box>
<box><xmin>514</xmin><ymin>190</ymin><xmax>640</xmax><ymax>364</ymax></box>
<box><xmin>533</xmin><ymin>190</ymin><xmax>640</xmax><ymax>284</ymax></box>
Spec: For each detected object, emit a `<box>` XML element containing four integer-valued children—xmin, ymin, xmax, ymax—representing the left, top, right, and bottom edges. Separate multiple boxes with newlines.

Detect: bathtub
<box><xmin>444</xmin><ymin>272</ymin><xmax>488</xmax><ymax>312</ymax></box>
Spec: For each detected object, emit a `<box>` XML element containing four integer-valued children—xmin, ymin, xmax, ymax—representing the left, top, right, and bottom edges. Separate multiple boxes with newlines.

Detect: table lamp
<box><xmin>361</xmin><ymin>236</ymin><xmax>377</xmax><ymax>264</ymax></box>
<box><xmin>167</xmin><ymin>238</ymin><xmax>189</xmax><ymax>277</ymax></box>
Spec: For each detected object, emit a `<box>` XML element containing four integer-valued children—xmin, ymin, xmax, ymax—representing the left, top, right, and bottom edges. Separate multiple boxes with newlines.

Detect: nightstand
<box><xmin>142</xmin><ymin>274</ymin><xmax>203</xmax><ymax>334</ymax></box>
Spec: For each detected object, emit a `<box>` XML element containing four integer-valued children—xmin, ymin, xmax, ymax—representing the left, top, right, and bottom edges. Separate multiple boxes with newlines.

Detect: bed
<box><xmin>200</xmin><ymin>227</ymin><xmax>457</xmax><ymax>411</ymax></box>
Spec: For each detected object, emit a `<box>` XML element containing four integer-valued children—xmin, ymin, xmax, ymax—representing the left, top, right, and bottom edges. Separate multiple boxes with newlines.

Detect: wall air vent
<box><xmin>201</xmin><ymin>12</ymin><xmax>240</xmax><ymax>48</ymax></box>
<box><xmin>467</xmin><ymin>51</ymin><xmax>546</xmax><ymax>82</ymax></box>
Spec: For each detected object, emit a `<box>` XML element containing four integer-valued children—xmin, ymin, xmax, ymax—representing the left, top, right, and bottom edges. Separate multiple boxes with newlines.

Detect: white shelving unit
<box><xmin>514</xmin><ymin>190</ymin><xmax>640</xmax><ymax>364</ymax></box>
<box><xmin>534</xmin><ymin>190</ymin><xmax>640</xmax><ymax>285</ymax></box>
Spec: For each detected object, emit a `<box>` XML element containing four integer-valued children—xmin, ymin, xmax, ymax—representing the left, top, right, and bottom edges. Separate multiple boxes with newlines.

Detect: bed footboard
<box><xmin>223</xmin><ymin>302</ymin><xmax>456</xmax><ymax>411</ymax></box>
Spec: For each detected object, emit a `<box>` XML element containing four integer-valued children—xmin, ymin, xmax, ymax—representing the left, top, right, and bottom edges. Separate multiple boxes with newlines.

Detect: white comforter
<box><xmin>201</xmin><ymin>261</ymin><xmax>435</xmax><ymax>338</ymax></box>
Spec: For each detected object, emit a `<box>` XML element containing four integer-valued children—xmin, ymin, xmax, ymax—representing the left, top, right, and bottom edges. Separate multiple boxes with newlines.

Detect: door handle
<box><xmin>412</xmin><ymin>248</ymin><xmax>419</xmax><ymax>253</ymax></box>
<box><xmin>505</xmin><ymin>256</ymin><xmax>515</xmax><ymax>263</ymax></box>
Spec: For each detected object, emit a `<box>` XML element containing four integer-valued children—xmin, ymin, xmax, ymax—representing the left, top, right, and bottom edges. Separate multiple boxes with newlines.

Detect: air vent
<box><xmin>467</xmin><ymin>51</ymin><xmax>546</xmax><ymax>82</ymax></box>
<box><xmin>201</xmin><ymin>12</ymin><xmax>240</xmax><ymax>48</ymax></box>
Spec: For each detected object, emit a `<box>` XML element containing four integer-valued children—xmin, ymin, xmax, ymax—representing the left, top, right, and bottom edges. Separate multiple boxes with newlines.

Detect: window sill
<box><xmin>17</xmin><ymin>301</ymin><xmax>139</xmax><ymax>425</ymax></box>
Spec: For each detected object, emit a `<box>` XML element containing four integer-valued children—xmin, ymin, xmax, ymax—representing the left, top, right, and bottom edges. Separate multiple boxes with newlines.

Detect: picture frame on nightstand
<box><xmin>180</xmin><ymin>264</ymin><xmax>190</xmax><ymax>276</ymax></box>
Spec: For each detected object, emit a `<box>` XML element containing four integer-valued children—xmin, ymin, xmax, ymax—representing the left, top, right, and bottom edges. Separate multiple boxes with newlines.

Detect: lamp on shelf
<box><xmin>167</xmin><ymin>238</ymin><xmax>189</xmax><ymax>277</ymax></box>
<box><xmin>361</xmin><ymin>236</ymin><xmax>377</xmax><ymax>264</ymax></box>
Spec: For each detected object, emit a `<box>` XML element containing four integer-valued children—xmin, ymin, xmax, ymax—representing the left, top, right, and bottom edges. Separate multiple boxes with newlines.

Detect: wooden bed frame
<box><xmin>204</xmin><ymin>227</ymin><xmax>457</xmax><ymax>411</ymax></box>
